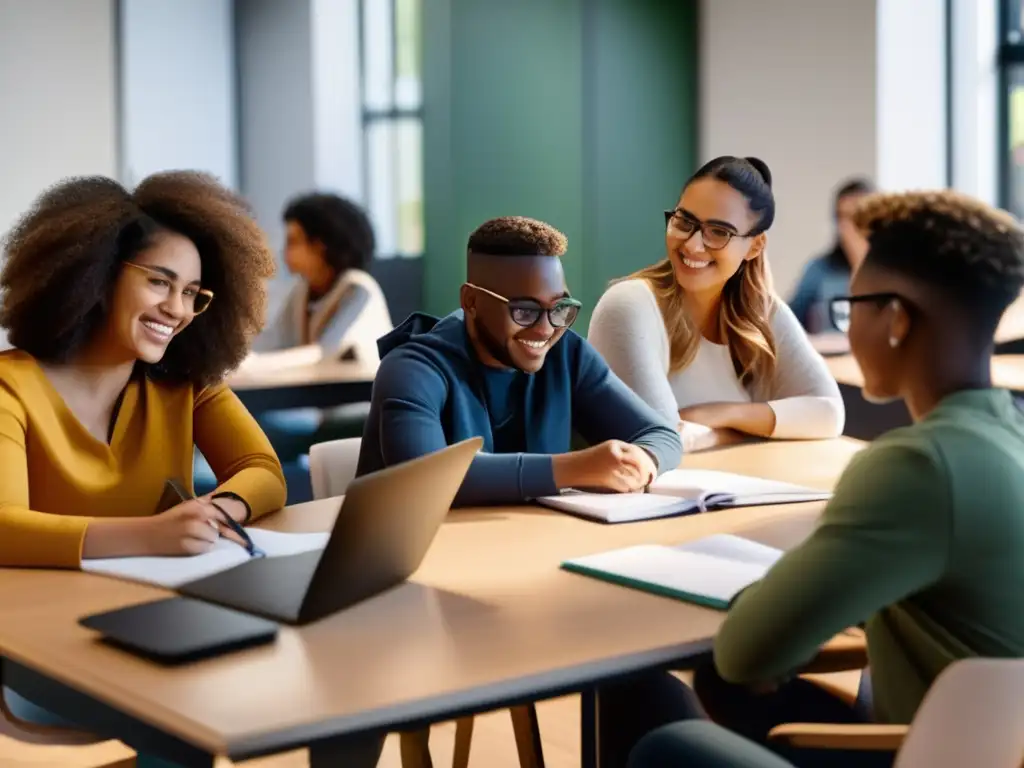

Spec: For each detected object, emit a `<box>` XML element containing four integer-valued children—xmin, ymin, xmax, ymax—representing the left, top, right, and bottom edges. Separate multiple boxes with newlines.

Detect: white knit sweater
<box><xmin>587</xmin><ymin>278</ymin><xmax>845</xmax><ymax>440</ymax></box>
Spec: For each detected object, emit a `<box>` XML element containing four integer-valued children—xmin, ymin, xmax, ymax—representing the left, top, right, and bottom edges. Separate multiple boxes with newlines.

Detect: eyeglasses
<box><xmin>466</xmin><ymin>284</ymin><xmax>582</xmax><ymax>329</ymax></box>
<box><xmin>829</xmin><ymin>292</ymin><xmax>901</xmax><ymax>333</ymax></box>
<box><xmin>664</xmin><ymin>209</ymin><xmax>750</xmax><ymax>251</ymax></box>
<box><xmin>123</xmin><ymin>262</ymin><xmax>214</xmax><ymax>315</ymax></box>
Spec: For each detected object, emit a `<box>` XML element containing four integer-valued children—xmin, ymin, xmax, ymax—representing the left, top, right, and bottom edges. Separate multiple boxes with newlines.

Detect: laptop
<box><xmin>177</xmin><ymin>436</ymin><xmax>483</xmax><ymax>625</ymax></box>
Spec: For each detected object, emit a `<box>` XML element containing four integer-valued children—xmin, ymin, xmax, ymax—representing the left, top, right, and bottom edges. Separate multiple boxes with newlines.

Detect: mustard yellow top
<box><xmin>0</xmin><ymin>350</ymin><xmax>287</xmax><ymax>569</ymax></box>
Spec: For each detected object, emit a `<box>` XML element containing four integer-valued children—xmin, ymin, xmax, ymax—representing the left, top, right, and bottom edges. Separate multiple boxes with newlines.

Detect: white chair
<box><xmin>308</xmin><ymin>437</ymin><xmax>362</xmax><ymax>498</ymax></box>
<box><xmin>770</xmin><ymin>657</ymin><xmax>1024</xmax><ymax>767</ymax></box>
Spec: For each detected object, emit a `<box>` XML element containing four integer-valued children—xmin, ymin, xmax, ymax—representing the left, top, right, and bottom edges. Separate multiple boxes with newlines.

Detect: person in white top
<box><xmin>588</xmin><ymin>156</ymin><xmax>844</xmax><ymax>451</ymax></box>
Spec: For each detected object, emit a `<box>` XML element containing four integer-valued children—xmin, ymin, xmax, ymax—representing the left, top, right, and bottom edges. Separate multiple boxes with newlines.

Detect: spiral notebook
<box><xmin>562</xmin><ymin>533</ymin><xmax>783</xmax><ymax>610</ymax></box>
<box><xmin>536</xmin><ymin>469</ymin><xmax>830</xmax><ymax>524</ymax></box>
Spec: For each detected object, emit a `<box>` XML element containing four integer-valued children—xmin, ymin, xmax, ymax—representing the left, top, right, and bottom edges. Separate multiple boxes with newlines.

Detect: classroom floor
<box><xmin>0</xmin><ymin>694</ymin><xmax>582</xmax><ymax>768</ymax></box>
<box><xmin>0</xmin><ymin>671</ymin><xmax>861</xmax><ymax>767</ymax></box>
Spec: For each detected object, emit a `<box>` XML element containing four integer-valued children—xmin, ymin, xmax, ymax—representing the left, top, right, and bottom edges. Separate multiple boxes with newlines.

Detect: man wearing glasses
<box><xmin>355</xmin><ymin>216</ymin><xmax>682</xmax><ymax>506</ymax></box>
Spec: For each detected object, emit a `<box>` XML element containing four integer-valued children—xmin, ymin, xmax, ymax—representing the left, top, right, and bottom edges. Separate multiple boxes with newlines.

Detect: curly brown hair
<box><xmin>854</xmin><ymin>190</ymin><xmax>1024</xmax><ymax>331</ymax></box>
<box><xmin>467</xmin><ymin>216</ymin><xmax>568</xmax><ymax>257</ymax></box>
<box><xmin>0</xmin><ymin>171</ymin><xmax>276</xmax><ymax>386</ymax></box>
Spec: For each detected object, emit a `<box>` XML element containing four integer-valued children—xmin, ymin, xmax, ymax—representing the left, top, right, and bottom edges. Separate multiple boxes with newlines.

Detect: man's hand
<box><xmin>552</xmin><ymin>440</ymin><xmax>657</xmax><ymax>493</ymax></box>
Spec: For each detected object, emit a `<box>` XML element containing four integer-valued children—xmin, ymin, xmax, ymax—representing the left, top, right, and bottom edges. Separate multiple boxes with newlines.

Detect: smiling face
<box><xmin>462</xmin><ymin>255</ymin><xmax>574</xmax><ymax>374</ymax></box>
<box><xmin>106</xmin><ymin>231</ymin><xmax>205</xmax><ymax>364</ymax></box>
<box><xmin>666</xmin><ymin>177</ymin><xmax>764</xmax><ymax>298</ymax></box>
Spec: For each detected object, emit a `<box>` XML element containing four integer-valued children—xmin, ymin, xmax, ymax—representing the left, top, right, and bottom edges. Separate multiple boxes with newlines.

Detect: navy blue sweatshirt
<box><xmin>355</xmin><ymin>311</ymin><xmax>683</xmax><ymax>506</ymax></box>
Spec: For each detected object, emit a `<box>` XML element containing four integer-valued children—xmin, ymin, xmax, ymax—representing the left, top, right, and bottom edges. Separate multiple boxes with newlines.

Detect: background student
<box><xmin>0</xmin><ymin>171</ymin><xmax>287</xmax><ymax>767</ymax></box>
<box><xmin>197</xmin><ymin>192</ymin><xmax>393</xmax><ymax>499</ymax></box>
<box><xmin>789</xmin><ymin>178</ymin><xmax>875</xmax><ymax>332</ymax></box>
<box><xmin>604</xmin><ymin>190</ymin><xmax>1024</xmax><ymax>768</ymax></box>
<box><xmin>356</xmin><ymin>216</ymin><xmax>682</xmax><ymax>506</ymax></box>
<box><xmin>588</xmin><ymin>156</ymin><xmax>844</xmax><ymax>452</ymax></box>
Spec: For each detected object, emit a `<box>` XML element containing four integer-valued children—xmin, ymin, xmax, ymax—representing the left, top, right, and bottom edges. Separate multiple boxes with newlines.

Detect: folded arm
<box><xmin>374</xmin><ymin>351</ymin><xmax>557</xmax><ymax>506</ymax></box>
<box><xmin>714</xmin><ymin>443</ymin><xmax>948</xmax><ymax>684</ymax></box>
<box><xmin>193</xmin><ymin>384</ymin><xmax>287</xmax><ymax>521</ymax></box>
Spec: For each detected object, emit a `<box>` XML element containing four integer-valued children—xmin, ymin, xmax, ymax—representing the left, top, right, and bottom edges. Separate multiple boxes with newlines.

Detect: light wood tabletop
<box><xmin>826</xmin><ymin>353</ymin><xmax>1024</xmax><ymax>392</ymax></box>
<box><xmin>808</xmin><ymin>333</ymin><xmax>850</xmax><ymax>357</ymax></box>
<box><xmin>228</xmin><ymin>360</ymin><xmax>377</xmax><ymax>391</ymax></box>
<box><xmin>227</xmin><ymin>360</ymin><xmax>377</xmax><ymax>414</ymax></box>
<box><xmin>0</xmin><ymin>438</ymin><xmax>864</xmax><ymax>763</ymax></box>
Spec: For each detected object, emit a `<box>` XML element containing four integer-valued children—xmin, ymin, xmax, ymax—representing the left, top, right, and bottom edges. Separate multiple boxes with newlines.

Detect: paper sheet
<box><xmin>83</xmin><ymin>530</ymin><xmax>330</xmax><ymax>589</ymax></box>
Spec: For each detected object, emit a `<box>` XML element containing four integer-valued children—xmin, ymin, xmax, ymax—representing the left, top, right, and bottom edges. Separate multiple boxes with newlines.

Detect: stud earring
<box><xmin>889</xmin><ymin>336</ymin><xmax>899</xmax><ymax>348</ymax></box>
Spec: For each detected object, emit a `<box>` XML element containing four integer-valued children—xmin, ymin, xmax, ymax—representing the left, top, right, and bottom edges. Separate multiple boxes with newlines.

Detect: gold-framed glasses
<box><xmin>123</xmin><ymin>261</ymin><xmax>214</xmax><ymax>315</ymax></box>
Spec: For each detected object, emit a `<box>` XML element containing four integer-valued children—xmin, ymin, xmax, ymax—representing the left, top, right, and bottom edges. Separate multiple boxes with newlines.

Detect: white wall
<box><xmin>119</xmin><ymin>0</ymin><xmax>237</xmax><ymax>189</ymax></box>
<box><xmin>875</xmin><ymin>0</ymin><xmax>948</xmax><ymax>192</ymax></box>
<box><xmin>699</xmin><ymin>0</ymin><xmax>878</xmax><ymax>297</ymax></box>
<box><xmin>950</xmin><ymin>0</ymin><xmax>999</xmax><ymax>205</ymax></box>
<box><xmin>0</xmin><ymin>0</ymin><xmax>118</xmax><ymax>237</ymax></box>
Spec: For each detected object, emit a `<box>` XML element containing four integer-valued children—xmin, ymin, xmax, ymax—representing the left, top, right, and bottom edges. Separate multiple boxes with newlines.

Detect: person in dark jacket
<box><xmin>790</xmin><ymin>179</ymin><xmax>875</xmax><ymax>332</ymax></box>
<box><xmin>355</xmin><ymin>216</ymin><xmax>682</xmax><ymax>506</ymax></box>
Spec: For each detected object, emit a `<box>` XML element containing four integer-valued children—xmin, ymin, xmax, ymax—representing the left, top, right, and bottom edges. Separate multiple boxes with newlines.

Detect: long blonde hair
<box><xmin>624</xmin><ymin>254</ymin><xmax>777</xmax><ymax>384</ymax></box>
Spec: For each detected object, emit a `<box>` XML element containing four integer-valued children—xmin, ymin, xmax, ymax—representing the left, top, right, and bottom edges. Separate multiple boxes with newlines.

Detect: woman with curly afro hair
<box><xmin>0</xmin><ymin>171</ymin><xmax>286</xmax><ymax>572</ymax></box>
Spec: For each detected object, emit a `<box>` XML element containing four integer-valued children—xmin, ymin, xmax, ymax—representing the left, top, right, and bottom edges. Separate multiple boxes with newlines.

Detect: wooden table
<box><xmin>825</xmin><ymin>354</ymin><xmax>1024</xmax><ymax>440</ymax></box>
<box><xmin>808</xmin><ymin>332</ymin><xmax>850</xmax><ymax>357</ymax></box>
<box><xmin>228</xmin><ymin>360</ymin><xmax>376</xmax><ymax>414</ymax></box>
<box><xmin>0</xmin><ymin>438</ymin><xmax>863</xmax><ymax>767</ymax></box>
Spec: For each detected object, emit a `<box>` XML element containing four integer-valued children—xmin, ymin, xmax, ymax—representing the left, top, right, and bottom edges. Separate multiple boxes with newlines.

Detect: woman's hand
<box><xmin>679</xmin><ymin>421</ymin><xmax>746</xmax><ymax>452</ymax></box>
<box><xmin>81</xmin><ymin>497</ymin><xmax>246</xmax><ymax>560</ymax></box>
<box><xmin>140</xmin><ymin>497</ymin><xmax>246</xmax><ymax>555</ymax></box>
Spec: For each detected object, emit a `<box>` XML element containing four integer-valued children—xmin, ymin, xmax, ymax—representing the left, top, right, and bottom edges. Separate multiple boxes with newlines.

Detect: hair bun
<box><xmin>744</xmin><ymin>157</ymin><xmax>772</xmax><ymax>188</ymax></box>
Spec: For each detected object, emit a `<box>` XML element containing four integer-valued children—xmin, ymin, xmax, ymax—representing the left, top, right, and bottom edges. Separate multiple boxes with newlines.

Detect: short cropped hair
<box><xmin>467</xmin><ymin>216</ymin><xmax>567</xmax><ymax>257</ymax></box>
<box><xmin>854</xmin><ymin>190</ymin><xmax>1024</xmax><ymax>330</ymax></box>
<box><xmin>0</xmin><ymin>172</ymin><xmax>275</xmax><ymax>386</ymax></box>
<box><xmin>282</xmin><ymin>193</ymin><xmax>375</xmax><ymax>273</ymax></box>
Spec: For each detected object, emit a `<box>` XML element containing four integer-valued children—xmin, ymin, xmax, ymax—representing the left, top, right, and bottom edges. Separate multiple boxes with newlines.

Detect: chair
<box><xmin>0</xmin><ymin>682</ymin><xmax>135</xmax><ymax>766</ymax></box>
<box><xmin>308</xmin><ymin>438</ymin><xmax>546</xmax><ymax>768</ymax></box>
<box><xmin>769</xmin><ymin>657</ymin><xmax>1024</xmax><ymax>767</ymax></box>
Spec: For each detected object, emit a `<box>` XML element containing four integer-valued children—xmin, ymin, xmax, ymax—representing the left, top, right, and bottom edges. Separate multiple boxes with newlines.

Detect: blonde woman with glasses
<box><xmin>589</xmin><ymin>156</ymin><xmax>844</xmax><ymax>451</ymax></box>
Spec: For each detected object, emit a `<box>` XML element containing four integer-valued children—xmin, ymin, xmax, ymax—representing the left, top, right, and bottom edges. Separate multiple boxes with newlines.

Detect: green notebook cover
<box><xmin>560</xmin><ymin>560</ymin><xmax>730</xmax><ymax>611</ymax></box>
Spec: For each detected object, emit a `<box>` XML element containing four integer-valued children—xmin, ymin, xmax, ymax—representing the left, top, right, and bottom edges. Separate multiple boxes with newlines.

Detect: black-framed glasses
<box><xmin>664</xmin><ymin>209</ymin><xmax>751</xmax><ymax>251</ymax></box>
<box><xmin>829</xmin><ymin>292</ymin><xmax>901</xmax><ymax>333</ymax></box>
<box><xmin>466</xmin><ymin>284</ymin><xmax>582</xmax><ymax>328</ymax></box>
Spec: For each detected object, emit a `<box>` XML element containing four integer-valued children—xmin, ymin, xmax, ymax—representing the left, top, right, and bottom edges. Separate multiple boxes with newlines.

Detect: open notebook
<box><xmin>536</xmin><ymin>469</ymin><xmax>831</xmax><ymax>524</ymax></box>
<box><xmin>83</xmin><ymin>529</ymin><xmax>330</xmax><ymax>589</ymax></box>
<box><xmin>562</xmin><ymin>533</ymin><xmax>783</xmax><ymax>610</ymax></box>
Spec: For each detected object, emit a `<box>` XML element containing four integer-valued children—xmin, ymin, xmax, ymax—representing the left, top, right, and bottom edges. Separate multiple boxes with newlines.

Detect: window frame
<box><xmin>998</xmin><ymin>0</ymin><xmax>1024</xmax><ymax>211</ymax></box>
<box><xmin>357</xmin><ymin>0</ymin><xmax>424</xmax><ymax>260</ymax></box>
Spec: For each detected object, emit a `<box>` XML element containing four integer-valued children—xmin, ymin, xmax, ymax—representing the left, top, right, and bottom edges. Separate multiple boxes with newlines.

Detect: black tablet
<box><xmin>79</xmin><ymin>597</ymin><xmax>279</xmax><ymax>664</ymax></box>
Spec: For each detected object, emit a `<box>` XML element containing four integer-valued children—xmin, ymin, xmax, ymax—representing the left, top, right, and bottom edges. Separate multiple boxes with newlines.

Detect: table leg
<box><xmin>308</xmin><ymin>732</ymin><xmax>385</xmax><ymax>767</ymax></box>
<box><xmin>580</xmin><ymin>689</ymin><xmax>598</xmax><ymax>768</ymax></box>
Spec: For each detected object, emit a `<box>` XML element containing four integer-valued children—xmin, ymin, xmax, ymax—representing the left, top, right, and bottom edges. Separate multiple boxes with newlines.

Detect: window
<box><xmin>1000</xmin><ymin>0</ymin><xmax>1024</xmax><ymax>217</ymax></box>
<box><xmin>359</xmin><ymin>0</ymin><xmax>423</xmax><ymax>259</ymax></box>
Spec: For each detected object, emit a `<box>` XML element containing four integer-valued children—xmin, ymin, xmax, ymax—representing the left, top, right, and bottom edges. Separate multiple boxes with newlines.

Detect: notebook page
<box><xmin>83</xmin><ymin>530</ymin><xmax>330</xmax><ymax>589</ymax></box>
<box><xmin>246</xmin><ymin>529</ymin><xmax>330</xmax><ymax>556</ymax></box>
<box><xmin>566</xmin><ymin>545</ymin><xmax>770</xmax><ymax>604</ymax></box>
<box><xmin>675</xmin><ymin>533</ymin><xmax>783</xmax><ymax>569</ymax></box>
<box><xmin>651</xmin><ymin>469</ymin><xmax>822</xmax><ymax>499</ymax></box>
<box><xmin>536</xmin><ymin>492</ymin><xmax>690</xmax><ymax>523</ymax></box>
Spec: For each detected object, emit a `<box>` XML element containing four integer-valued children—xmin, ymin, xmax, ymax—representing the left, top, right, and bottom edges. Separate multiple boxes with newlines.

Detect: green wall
<box><xmin>423</xmin><ymin>0</ymin><xmax>698</xmax><ymax>332</ymax></box>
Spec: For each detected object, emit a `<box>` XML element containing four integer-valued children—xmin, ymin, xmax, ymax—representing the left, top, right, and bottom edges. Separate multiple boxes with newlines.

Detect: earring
<box><xmin>889</xmin><ymin>336</ymin><xmax>899</xmax><ymax>348</ymax></box>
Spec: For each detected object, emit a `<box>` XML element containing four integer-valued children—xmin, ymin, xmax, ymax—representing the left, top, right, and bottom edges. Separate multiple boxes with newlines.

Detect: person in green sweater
<box><xmin>595</xmin><ymin>189</ymin><xmax>1024</xmax><ymax>768</ymax></box>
